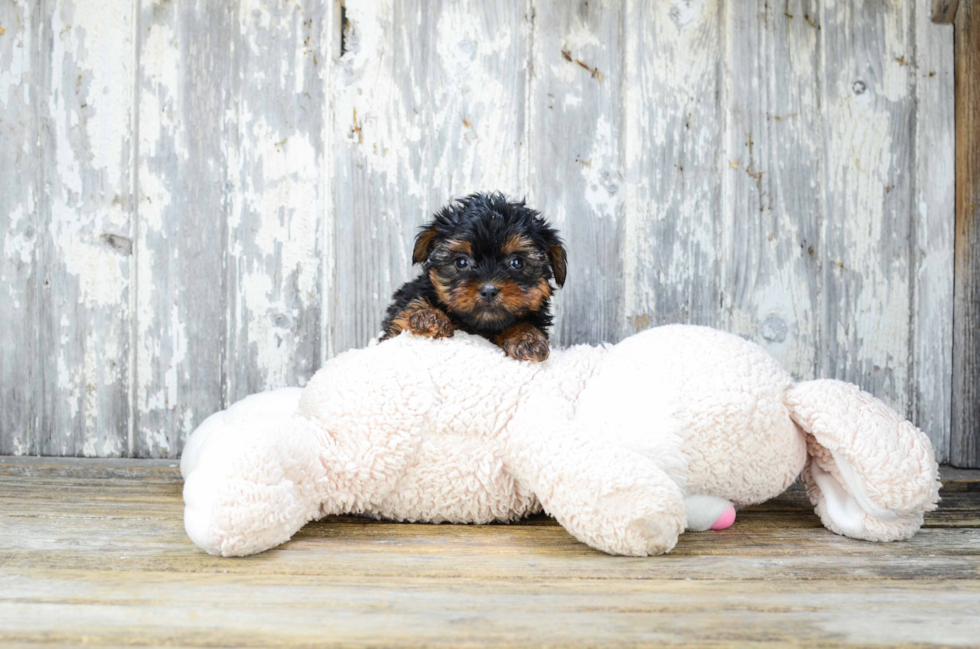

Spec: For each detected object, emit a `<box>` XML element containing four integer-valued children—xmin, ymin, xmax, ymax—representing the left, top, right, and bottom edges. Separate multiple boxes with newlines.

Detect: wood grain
<box><xmin>0</xmin><ymin>0</ymin><xmax>39</xmax><ymax>455</ymax></box>
<box><xmin>529</xmin><ymin>0</ymin><xmax>624</xmax><ymax>346</ymax></box>
<box><xmin>622</xmin><ymin>0</ymin><xmax>723</xmax><ymax>335</ymax></box>
<box><xmin>952</xmin><ymin>0</ymin><xmax>980</xmax><ymax>468</ymax></box>
<box><xmin>134</xmin><ymin>0</ymin><xmax>234</xmax><ymax>457</ymax></box>
<box><xmin>0</xmin><ymin>461</ymin><xmax>978</xmax><ymax>647</ymax></box>
<box><xmin>419</xmin><ymin>1</ymin><xmax>527</xmax><ymax>227</ymax></box>
<box><xmin>35</xmin><ymin>0</ymin><xmax>136</xmax><ymax>457</ymax></box>
<box><xmin>721</xmin><ymin>0</ymin><xmax>821</xmax><ymax>382</ymax></box>
<box><xmin>932</xmin><ymin>0</ymin><xmax>961</xmax><ymax>24</ymax></box>
<box><xmin>225</xmin><ymin>0</ymin><xmax>329</xmax><ymax>401</ymax></box>
<box><xmin>913</xmin><ymin>0</ymin><xmax>956</xmax><ymax>462</ymax></box>
<box><xmin>818</xmin><ymin>1</ymin><xmax>915</xmax><ymax>420</ymax></box>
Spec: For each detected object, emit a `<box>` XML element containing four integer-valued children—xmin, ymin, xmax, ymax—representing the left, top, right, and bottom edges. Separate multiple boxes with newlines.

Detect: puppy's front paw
<box><xmin>408</xmin><ymin>307</ymin><xmax>455</xmax><ymax>339</ymax></box>
<box><xmin>496</xmin><ymin>323</ymin><xmax>549</xmax><ymax>362</ymax></box>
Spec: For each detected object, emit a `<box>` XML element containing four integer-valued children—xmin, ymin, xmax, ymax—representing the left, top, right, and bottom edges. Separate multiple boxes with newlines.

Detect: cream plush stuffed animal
<box><xmin>180</xmin><ymin>325</ymin><xmax>941</xmax><ymax>557</ymax></box>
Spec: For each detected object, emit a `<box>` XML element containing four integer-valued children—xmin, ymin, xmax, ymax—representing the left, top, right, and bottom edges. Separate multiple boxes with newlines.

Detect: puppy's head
<box><xmin>413</xmin><ymin>193</ymin><xmax>566</xmax><ymax>331</ymax></box>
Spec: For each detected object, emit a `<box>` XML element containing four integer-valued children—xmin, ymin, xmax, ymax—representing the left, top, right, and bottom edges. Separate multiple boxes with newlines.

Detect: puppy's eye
<box><xmin>454</xmin><ymin>257</ymin><xmax>469</xmax><ymax>270</ymax></box>
<box><xmin>510</xmin><ymin>256</ymin><xmax>523</xmax><ymax>269</ymax></box>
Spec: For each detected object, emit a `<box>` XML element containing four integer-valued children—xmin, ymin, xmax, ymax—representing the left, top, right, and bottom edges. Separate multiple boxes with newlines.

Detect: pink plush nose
<box><xmin>710</xmin><ymin>505</ymin><xmax>736</xmax><ymax>530</ymax></box>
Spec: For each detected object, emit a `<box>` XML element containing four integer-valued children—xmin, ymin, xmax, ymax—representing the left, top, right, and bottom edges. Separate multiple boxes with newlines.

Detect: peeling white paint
<box><xmin>714</xmin><ymin>0</ymin><xmax>824</xmax><ymax>383</ymax></box>
<box><xmin>223</xmin><ymin>1</ymin><xmax>328</xmax><ymax>398</ymax></box>
<box><xmin>816</xmin><ymin>0</ymin><xmax>917</xmax><ymax>415</ymax></box>
<box><xmin>164</xmin><ymin>301</ymin><xmax>187</xmax><ymax>410</ymax></box>
<box><xmin>430</xmin><ymin>3</ymin><xmax>524</xmax><ymax>200</ymax></box>
<box><xmin>71</xmin><ymin>0</ymin><xmax>133</xmax><ymax>181</ymax></box>
<box><xmin>623</xmin><ymin>0</ymin><xmax>721</xmax><ymax>328</ymax></box>
<box><xmin>50</xmin><ymin>220</ymin><xmax>129</xmax><ymax>307</ymax></box>
<box><xmin>3</xmin><ymin>206</ymin><xmax>34</xmax><ymax>267</ymax></box>
<box><xmin>911</xmin><ymin>2</ymin><xmax>955</xmax><ymax>459</ymax></box>
<box><xmin>0</xmin><ymin>3</ymin><xmax>32</xmax><ymax>99</ymax></box>
<box><xmin>139</xmin><ymin>23</ymin><xmax>181</xmax><ymax>167</ymax></box>
<box><xmin>81</xmin><ymin>331</ymin><xmax>99</xmax><ymax>456</ymax></box>
<box><xmin>623</xmin><ymin>0</ymin><xmax>719</xmax><ymax>157</ymax></box>
<box><xmin>58</xmin><ymin>353</ymin><xmax>80</xmax><ymax>421</ymax></box>
<box><xmin>22</xmin><ymin>0</ymin><xmax>136</xmax><ymax>456</ymax></box>
<box><xmin>245</xmin><ymin>119</ymin><xmax>320</xmax><ymax>301</ymax></box>
<box><xmin>335</xmin><ymin>2</ymin><xmax>421</xmax><ymax>190</ymax></box>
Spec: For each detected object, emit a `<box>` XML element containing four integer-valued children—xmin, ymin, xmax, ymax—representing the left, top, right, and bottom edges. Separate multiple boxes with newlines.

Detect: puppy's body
<box><xmin>381</xmin><ymin>193</ymin><xmax>566</xmax><ymax>361</ymax></box>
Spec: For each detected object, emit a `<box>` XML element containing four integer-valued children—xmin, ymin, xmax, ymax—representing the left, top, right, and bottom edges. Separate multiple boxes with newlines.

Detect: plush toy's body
<box><xmin>181</xmin><ymin>325</ymin><xmax>940</xmax><ymax>557</ymax></box>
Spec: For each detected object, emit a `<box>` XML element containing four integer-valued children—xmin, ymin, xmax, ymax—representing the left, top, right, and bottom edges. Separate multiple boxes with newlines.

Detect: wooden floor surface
<box><xmin>1</xmin><ymin>458</ymin><xmax>978</xmax><ymax>648</ymax></box>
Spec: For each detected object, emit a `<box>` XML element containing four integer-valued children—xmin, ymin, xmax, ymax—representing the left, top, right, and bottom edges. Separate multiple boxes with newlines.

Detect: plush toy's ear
<box><xmin>784</xmin><ymin>379</ymin><xmax>941</xmax><ymax>542</ymax></box>
<box><xmin>412</xmin><ymin>225</ymin><xmax>440</xmax><ymax>265</ymax></box>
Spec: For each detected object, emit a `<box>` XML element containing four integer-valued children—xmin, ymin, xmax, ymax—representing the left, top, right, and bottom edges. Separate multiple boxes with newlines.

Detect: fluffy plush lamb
<box><xmin>180</xmin><ymin>325</ymin><xmax>941</xmax><ymax>557</ymax></box>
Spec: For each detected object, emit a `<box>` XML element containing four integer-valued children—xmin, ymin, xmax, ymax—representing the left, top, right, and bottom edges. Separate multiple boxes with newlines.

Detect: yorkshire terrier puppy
<box><xmin>381</xmin><ymin>193</ymin><xmax>567</xmax><ymax>362</ymax></box>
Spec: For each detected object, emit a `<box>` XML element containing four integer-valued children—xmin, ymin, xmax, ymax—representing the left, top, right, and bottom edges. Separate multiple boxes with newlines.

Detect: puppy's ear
<box><xmin>412</xmin><ymin>225</ymin><xmax>439</xmax><ymax>265</ymax></box>
<box><xmin>543</xmin><ymin>233</ymin><xmax>567</xmax><ymax>288</ymax></box>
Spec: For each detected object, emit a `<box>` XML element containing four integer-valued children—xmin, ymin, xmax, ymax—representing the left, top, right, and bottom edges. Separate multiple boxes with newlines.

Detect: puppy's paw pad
<box><xmin>407</xmin><ymin>308</ymin><xmax>455</xmax><ymax>339</ymax></box>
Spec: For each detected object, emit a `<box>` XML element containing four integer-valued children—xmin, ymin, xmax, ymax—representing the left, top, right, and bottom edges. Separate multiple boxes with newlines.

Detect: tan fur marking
<box><xmin>495</xmin><ymin>322</ymin><xmax>549</xmax><ymax>362</ymax></box>
<box><xmin>429</xmin><ymin>269</ymin><xmax>452</xmax><ymax>303</ymax></box>
<box><xmin>449</xmin><ymin>281</ymin><xmax>483</xmax><ymax>312</ymax></box>
<box><xmin>446</xmin><ymin>239</ymin><xmax>473</xmax><ymax>256</ymax></box>
<box><xmin>407</xmin><ymin>306</ymin><xmax>455</xmax><ymax>338</ymax></box>
<box><xmin>432</xmin><ymin>268</ymin><xmax>486</xmax><ymax>314</ymax></box>
<box><xmin>525</xmin><ymin>278</ymin><xmax>552</xmax><ymax>311</ymax></box>
<box><xmin>498</xmin><ymin>278</ymin><xmax>550</xmax><ymax>313</ymax></box>
<box><xmin>501</xmin><ymin>234</ymin><xmax>536</xmax><ymax>256</ymax></box>
<box><xmin>382</xmin><ymin>298</ymin><xmax>432</xmax><ymax>340</ymax></box>
<box><xmin>497</xmin><ymin>280</ymin><xmax>529</xmax><ymax>312</ymax></box>
<box><xmin>382</xmin><ymin>298</ymin><xmax>454</xmax><ymax>340</ymax></box>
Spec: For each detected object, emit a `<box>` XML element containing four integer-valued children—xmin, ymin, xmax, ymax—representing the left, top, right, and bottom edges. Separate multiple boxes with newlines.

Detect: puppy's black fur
<box><xmin>381</xmin><ymin>192</ymin><xmax>566</xmax><ymax>361</ymax></box>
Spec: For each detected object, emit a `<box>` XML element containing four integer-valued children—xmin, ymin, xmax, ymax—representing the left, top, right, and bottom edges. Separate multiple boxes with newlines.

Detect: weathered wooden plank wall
<box><xmin>918</xmin><ymin>0</ymin><xmax>957</xmax><ymax>463</ymax></box>
<box><xmin>1</xmin><ymin>0</ymin><xmax>136</xmax><ymax>457</ymax></box>
<box><xmin>1</xmin><ymin>0</ymin><xmax>38</xmax><ymax>457</ymax></box>
<box><xmin>134</xmin><ymin>0</ymin><xmax>330</xmax><ymax>457</ymax></box>
<box><xmin>952</xmin><ymin>0</ymin><xmax>980</xmax><ymax>467</ymax></box>
<box><xmin>721</xmin><ymin>0</ymin><xmax>821</xmax><ymax>386</ymax></box>
<box><xmin>0</xmin><ymin>0</ymin><xmax>962</xmax><ymax>463</ymax></box>
<box><xmin>530</xmin><ymin>0</ymin><xmax>623</xmax><ymax>344</ymax></box>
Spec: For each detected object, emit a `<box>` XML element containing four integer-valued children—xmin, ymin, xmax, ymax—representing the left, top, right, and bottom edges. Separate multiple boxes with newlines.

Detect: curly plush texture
<box><xmin>181</xmin><ymin>325</ymin><xmax>941</xmax><ymax>557</ymax></box>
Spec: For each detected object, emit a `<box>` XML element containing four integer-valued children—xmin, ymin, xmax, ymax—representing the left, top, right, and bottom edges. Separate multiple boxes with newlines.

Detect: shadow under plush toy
<box><xmin>181</xmin><ymin>325</ymin><xmax>941</xmax><ymax>557</ymax></box>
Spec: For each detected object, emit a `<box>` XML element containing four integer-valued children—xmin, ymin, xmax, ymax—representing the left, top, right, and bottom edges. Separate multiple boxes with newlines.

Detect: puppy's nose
<box><xmin>479</xmin><ymin>284</ymin><xmax>500</xmax><ymax>300</ymax></box>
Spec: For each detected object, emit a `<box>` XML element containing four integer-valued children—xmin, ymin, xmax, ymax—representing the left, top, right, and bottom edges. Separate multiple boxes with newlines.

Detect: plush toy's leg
<box><xmin>784</xmin><ymin>380</ymin><xmax>941</xmax><ymax>542</ymax></box>
<box><xmin>183</xmin><ymin>414</ymin><xmax>331</xmax><ymax>556</ymax></box>
<box><xmin>503</xmin><ymin>395</ymin><xmax>686</xmax><ymax>556</ymax></box>
<box><xmin>180</xmin><ymin>387</ymin><xmax>303</xmax><ymax>479</ymax></box>
<box><xmin>684</xmin><ymin>495</ymin><xmax>736</xmax><ymax>532</ymax></box>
